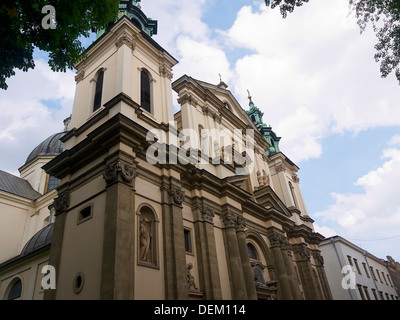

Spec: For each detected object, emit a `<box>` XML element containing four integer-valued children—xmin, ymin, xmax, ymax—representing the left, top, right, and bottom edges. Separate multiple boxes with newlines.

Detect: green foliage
<box><xmin>268</xmin><ymin>0</ymin><xmax>400</xmax><ymax>84</ymax></box>
<box><xmin>0</xmin><ymin>0</ymin><xmax>120</xmax><ymax>89</ymax></box>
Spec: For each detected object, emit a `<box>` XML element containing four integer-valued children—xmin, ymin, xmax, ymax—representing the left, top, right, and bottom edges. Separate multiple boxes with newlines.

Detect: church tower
<box><xmin>43</xmin><ymin>1</ymin><xmax>180</xmax><ymax>299</ymax></box>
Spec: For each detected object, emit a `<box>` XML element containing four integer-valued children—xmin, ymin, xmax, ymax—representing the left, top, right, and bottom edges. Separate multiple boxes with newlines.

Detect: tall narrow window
<box><xmin>141</xmin><ymin>70</ymin><xmax>151</xmax><ymax>113</ymax></box>
<box><xmin>93</xmin><ymin>70</ymin><xmax>104</xmax><ymax>112</ymax></box>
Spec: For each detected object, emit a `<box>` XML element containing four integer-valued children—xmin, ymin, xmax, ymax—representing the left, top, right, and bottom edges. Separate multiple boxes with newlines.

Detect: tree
<box><xmin>267</xmin><ymin>0</ymin><xmax>400</xmax><ymax>84</ymax></box>
<box><xmin>0</xmin><ymin>0</ymin><xmax>120</xmax><ymax>90</ymax></box>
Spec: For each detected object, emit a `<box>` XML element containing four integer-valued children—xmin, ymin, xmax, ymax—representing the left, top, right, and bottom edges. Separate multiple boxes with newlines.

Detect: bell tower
<box><xmin>44</xmin><ymin>1</ymin><xmax>179</xmax><ymax>300</ymax></box>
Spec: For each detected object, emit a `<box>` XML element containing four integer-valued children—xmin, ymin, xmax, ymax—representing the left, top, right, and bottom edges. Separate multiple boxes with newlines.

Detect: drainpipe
<box><xmin>363</xmin><ymin>251</ymin><xmax>380</xmax><ymax>300</ymax></box>
<box><xmin>331</xmin><ymin>237</ymin><xmax>354</xmax><ymax>300</ymax></box>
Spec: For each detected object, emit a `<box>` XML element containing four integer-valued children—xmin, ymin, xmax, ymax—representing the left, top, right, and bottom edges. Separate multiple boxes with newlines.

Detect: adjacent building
<box><xmin>319</xmin><ymin>236</ymin><xmax>399</xmax><ymax>300</ymax></box>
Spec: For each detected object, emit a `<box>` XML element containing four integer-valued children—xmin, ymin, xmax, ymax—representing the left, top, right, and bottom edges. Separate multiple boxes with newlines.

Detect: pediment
<box><xmin>253</xmin><ymin>185</ymin><xmax>292</xmax><ymax>217</ymax></box>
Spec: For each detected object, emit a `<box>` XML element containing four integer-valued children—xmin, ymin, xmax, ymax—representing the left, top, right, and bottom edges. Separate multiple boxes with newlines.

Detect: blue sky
<box><xmin>1</xmin><ymin>0</ymin><xmax>400</xmax><ymax>260</ymax></box>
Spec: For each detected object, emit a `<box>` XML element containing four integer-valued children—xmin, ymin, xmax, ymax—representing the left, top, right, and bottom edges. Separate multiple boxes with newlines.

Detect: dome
<box><xmin>20</xmin><ymin>223</ymin><xmax>54</xmax><ymax>257</ymax></box>
<box><xmin>25</xmin><ymin>132</ymin><xmax>66</xmax><ymax>166</ymax></box>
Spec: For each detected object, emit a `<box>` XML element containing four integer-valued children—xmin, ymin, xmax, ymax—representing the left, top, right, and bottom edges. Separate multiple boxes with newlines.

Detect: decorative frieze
<box><xmin>103</xmin><ymin>160</ymin><xmax>137</xmax><ymax>186</ymax></box>
<box><xmin>54</xmin><ymin>191</ymin><xmax>70</xmax><ymax>215</ymax></box>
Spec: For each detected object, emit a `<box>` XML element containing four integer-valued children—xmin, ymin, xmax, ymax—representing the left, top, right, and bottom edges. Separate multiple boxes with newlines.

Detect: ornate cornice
<box><xmin>103</xmin><ymin>160</ymin><xmax>137</xmax><ymax>186</ymax></box>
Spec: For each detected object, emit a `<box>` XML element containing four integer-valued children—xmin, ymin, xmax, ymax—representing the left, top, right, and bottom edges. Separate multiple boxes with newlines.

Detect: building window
<box><xmin>379</xmin><ymin>291</ymin><xmax>384</xmax><ymax>300</ymax></box>
<box><xmin>347</xmin><ymin>255</ymin><xmax>354</xmax><ymax>266</ymax></box>
<box><xmin>247</xmin><ymin>243</ymin><xmax>258</xmax><ymax>260</ymax></box>
<box><xmin>140</xmin><ymin>70</ymin><xmax>151</xmax><ymax>113</ymax></box>
<box><xmin>377</xmin><ymin>269</ymin><xmax>383</xmax><ymax>283</ymax></box>
<box><xmin>78</xmin><ymin>205</ymin><xmax>92</xmax><ymax>224</ymax></box>
<box><xmin>353</xmin><ymin>258</ymin><xmax>362</xmax><ymax>275</ymax></box>
<box><xmin>7</xmin><ymin>278</ymin><xmax>22</xmax><ymax>300</ymax></box>
<box><xmin>371</xmin><ymin>288</ymin><xmax>378</xmax><ymax>300</ymax></box>
<box><xmin>382</xmin><ymin>272</ymin><xmax>388</xmax><ymax>285</ymax></box>
<box><xmin>363</xmin><ymin>286</ymin><xmax>371</xmax><ymax>300</ymax></box>
<box><xmin>93</xmin><ymin>70</ymin><xmax>104</xmax><ymax>112</ymax></box>
<box><xmin>357</xmin><ymin>284</ymin><xmax>366</xmax><ymax>300</ymax></box>
<box><xmin>362</xmin><ymin>262</ymin><xmax>370</xmax><ymax>278</ymax></box>
<box><xmin>46</xmin><ymin>175</ymin><xmax>59</xmax><ymax>193</ymax></box>
<box><xmin>385</xmin><ymin>293</ymin><xmax>390</xmax><ymax>300</ymax></box>
<box><xmin>386</xmin><ymin>274</ymin><xmax>393</xmax><ymax>287</ymax></box>
<box><xmin>184</xmin><ymin>229</ymin><xmax>192</xmax><ymax>253</ymax></box>
<box><xmin>370</xmin><ymin>267</ymin><xmax>377</xmax><ymax>280</ymax></box>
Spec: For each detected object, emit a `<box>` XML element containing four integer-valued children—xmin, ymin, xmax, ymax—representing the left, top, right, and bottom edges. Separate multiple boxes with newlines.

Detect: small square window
<box><xmin>78</xmin><ymin>205</ymin><xmax>93</xmax><ymax>224</ymax></box>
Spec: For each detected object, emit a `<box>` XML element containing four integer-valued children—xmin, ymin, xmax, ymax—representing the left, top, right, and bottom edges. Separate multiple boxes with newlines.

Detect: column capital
<box><xmin>199</xmin><ymin>204</ymin><xmax>215</xmax><ymax>224</ymax></box>
<box><xmin>54</xmin><ymin>191</ymin><xmax>70</xmax><ymax>216</ymax></box>
<box><xmin>103</xmin><ymin>159</ymin><xmax>137</xmax><ymax>186</ymax></box>
<box><xmin>161</xmin><ymin>183</ymin><xmax>185</xmax><ymax>205</ymax></box>
<box><xmin>221</xmin><ymin>211</ymin><xmax>237</xmax><ymax>229</ymax></box>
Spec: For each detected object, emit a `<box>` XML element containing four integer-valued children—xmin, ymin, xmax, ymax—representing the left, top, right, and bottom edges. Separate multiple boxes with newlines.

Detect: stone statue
<box><xmin>257</xmin><ymin>170</ymin><xmax>263</xmax><ymax>186</ymax></box>
<box><xmin>186</xmin><ymin>263</ymin><xmax>198</xmax><ymax>291</ymax></box>
<box><xmin>140</xmin><ymin>218</ymin><xmax>152</xmax><ymax>262</ymax></box>
<box><xmin>262</xmin><ymin>170</ymin><xmax>268</xmax><ymax>186</ymax></box>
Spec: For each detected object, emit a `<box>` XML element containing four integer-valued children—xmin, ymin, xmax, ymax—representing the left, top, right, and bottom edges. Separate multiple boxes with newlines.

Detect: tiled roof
<box><xmin>0</xmin><ymin>170</ymin><xmax>42</xmax><ymax>200</ymax></box>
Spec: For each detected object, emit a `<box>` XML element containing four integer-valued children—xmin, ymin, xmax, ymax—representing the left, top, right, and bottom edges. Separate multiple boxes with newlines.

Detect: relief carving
<box><xmin>186</xmin><ymin>263</ymin><xmax>198</xmax><ymax>291</ymax></box>
<box><xmin>115</xmin><ymin>32</ymin><xmax>135</xmax><ymax>51</ymax></box>
<box><xmin>103</xmin><ymin>160</ymin><xmax>137</xmax><ymax>185</ymax></box>
<box><xmin>235</xmin><ymin>215</ymin><xmax>246</xmax><ymax>232</ymax></box>
<box><xmin>221</xmin><ymin>211</ymin><xmax>236</xmax><ymax>229</ymax></box>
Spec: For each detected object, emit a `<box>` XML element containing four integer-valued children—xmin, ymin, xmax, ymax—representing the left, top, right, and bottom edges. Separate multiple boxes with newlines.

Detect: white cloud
<box><xmin>222</xmin><ymin>0</ymin><xmax>400</xmax><ymax>163</ymax></box>
<box><xmin>314</xmin><ymin>146</ymin><xmax>400</xmax><ymax>260</ymax></box>
<box><xmin>0</xmin><ymin>60</ymin><xmax>75</xmax><ymax>175</ymax></box>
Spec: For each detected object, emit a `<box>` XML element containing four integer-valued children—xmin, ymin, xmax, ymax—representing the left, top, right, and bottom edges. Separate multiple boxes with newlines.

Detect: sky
<box><xmin>1</xmin><ymin>0</ymin><xmax>400</xmax><ymax>261</ymax></box>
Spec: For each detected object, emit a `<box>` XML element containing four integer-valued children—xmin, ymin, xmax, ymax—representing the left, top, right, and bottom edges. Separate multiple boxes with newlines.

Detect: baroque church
<box><xmin>0</xmin><ymin>0</ymin><xmax>332</xmax><ymax>300</ymax></box>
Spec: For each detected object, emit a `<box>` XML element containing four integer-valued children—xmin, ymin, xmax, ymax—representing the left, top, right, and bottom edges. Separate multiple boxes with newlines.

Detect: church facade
<box><xmin>0</xmin><ymin>1</ymin><xmax>332</xmax><ymax>300</ymax></box>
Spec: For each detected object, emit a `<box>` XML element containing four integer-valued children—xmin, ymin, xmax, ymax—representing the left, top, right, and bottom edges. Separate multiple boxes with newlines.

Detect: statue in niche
<box><xmin>139</xmin><ymin>218</ymin><xmax>152</xmax><ymax>262</ymax></box>
<box><xmin>186</xmin><ymin>263</ymin><xmax>198</xmax><ymax>291</ymax></box>
<box><xmin>200</xmin><ymin>129</ymin><xmax>208</xmax><ymax>155</ymax></box>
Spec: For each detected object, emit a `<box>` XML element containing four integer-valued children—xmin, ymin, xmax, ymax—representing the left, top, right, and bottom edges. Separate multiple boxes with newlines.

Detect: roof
<box><xmin>20</xmin><ymin>223</ymin><xmax>54</xmax><ymax>257</ymax></box>
<box><xmin>24</xmin><ymin>132</ymin><xmax>66</xmax><ymax>166</ymax></box>
<box><xmin>0</xmin><ymin>170</ymin><xmax>42</xmax><ymax>200</ymax></box>
<box><xmin>0</xmin><ymin>224</ymin><xmax>53</xmax><ymax>269</ymax></box>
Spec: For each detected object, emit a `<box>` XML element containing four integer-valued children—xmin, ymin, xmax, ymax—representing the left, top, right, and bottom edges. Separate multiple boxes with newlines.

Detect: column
<box><xmin>43</xmin><ymin>190</ymin><xmax>70</xmax><ymax>300</ymax></box>
<box><xmin>161</xmin><ymin>180</ymin><xmax>188</xmax><ymax>300</ymax></box>
<box><xmin>193</xmin><ymin>204</ymin><xmax>222</xmax><ymax>299</ymax></box>
<box><xmin>312</xmin><ymin>250</ymin><xmax>333</xmax><ymax>300</ymax></box>
<box><xmin>292</xmin><ymin>244</ymin><xmax>321</xmax><ymax>300</ymax></box>
<box><xmin>235</xmin><ymin>216</ymin><xmax>257</xmax><ymax>300</ymax></box>
<box><xmin>221</xmin><ymin>211</ymin><xmax>247</xmax><ymax>299</ymax></box>
<box><xmin>100</xmin><ymin>156</ymin><xmax>137</xmax><ymax>300</ymax></box>
<box><xmin>281</xmin><ymin>238</ymin><xmax>302</xmax><ymax>300</ymax></box>
<box><xmin>267</xmin><ymin>231</ymin><xmax>293</xmax><ymax>299</ymax></box>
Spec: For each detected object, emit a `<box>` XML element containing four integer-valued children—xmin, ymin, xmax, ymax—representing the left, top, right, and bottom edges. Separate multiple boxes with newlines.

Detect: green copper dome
<box><xmin>246</xmin><ymin>92</ymin><xmax>281</xmax><ymax>156</ymax></box>
<box><xmin>96</xmin><ymin>0</ymin><xmax>158</xmax><ymax>39</ymax></box>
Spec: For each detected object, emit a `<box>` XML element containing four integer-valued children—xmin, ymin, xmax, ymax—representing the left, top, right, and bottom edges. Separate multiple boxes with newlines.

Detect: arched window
<box><xmin>289</xmin><ymin>181</ymin><xmax>298</xmax><ymax>208</ymax></box>
<box><xmin>7</xmin><ymin>278</ymin><xmax>22</xmax><ymax>300</ymax></box>
<box><xmin>247</xmin><ymin>243</ymin><xmax>258</xmax><ymax>260</ymax></box>
<box><xmin>140</xmin><ymin>70</ymin><xmax>151</xmax><ymax>113</ymax></box>
<box><xmin>93</xmin><ymin>70</ymin><xmax>104</xmax><ymax>112</ymax></box>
